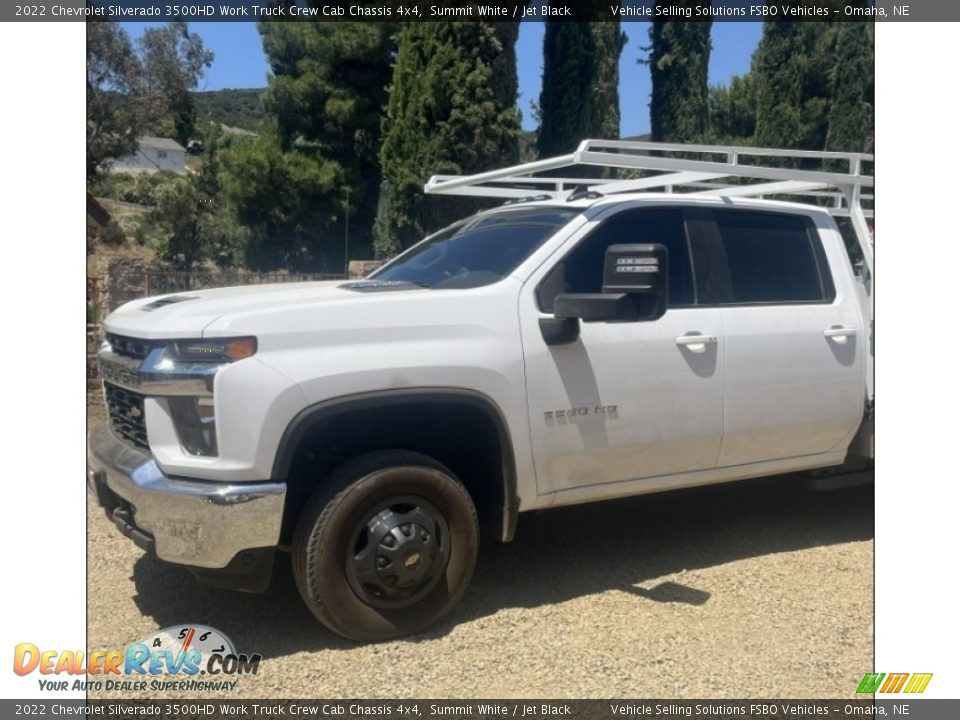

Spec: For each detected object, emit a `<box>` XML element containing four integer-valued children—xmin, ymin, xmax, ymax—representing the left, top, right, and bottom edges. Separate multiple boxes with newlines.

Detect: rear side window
<box><xmin>714</xmin><ymin>211</ymin><xmax>831</xmax><ymax>304</ymax></box>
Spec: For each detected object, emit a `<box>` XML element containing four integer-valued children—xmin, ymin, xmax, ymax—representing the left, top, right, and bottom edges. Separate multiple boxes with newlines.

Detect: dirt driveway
<box><xmin>87</xmin><ymin>463</ymin><xmax>872</xmax><ymax>699</ymax></box>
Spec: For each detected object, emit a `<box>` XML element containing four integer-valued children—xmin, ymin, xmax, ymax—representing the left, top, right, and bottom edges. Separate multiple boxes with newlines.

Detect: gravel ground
<box><xmin>87</xmin><ymin>454</ymin><xmax>872</xmax><ymax>699</ymax></box>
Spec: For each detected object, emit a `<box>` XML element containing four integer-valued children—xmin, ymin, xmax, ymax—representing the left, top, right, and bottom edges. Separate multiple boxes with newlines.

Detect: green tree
<box><xmin>86</xmin><ymin>23</ymin><xmax>147</xmax><ymax>180</ymax></box>
<box><xmin>259</xmin><ymin>22</ymin><xmax>396</xmax><ymax>251</ymax></box>
<box><xmin>538</xmin><ymin>23</ymin><xmax>593</xmax><ymax>156</ymax></box>
<box><xmin>191</xmin><ymin>126</ymin><xmax>249</xmax><ymax>267</ymax></box>
<box><xmin>591</xmin><ymin>22</ymin><xmax>626</xmax><ymax>142</ymax></box>
<box><xmin>139</xmin><ymin>22</ymin><xmax>213</xmax><ymax>146</ymax></box>
<box><xmin>538</xmin><ymin>7</ymin><xmax>626</xmax><ymax>157</ymax></box>
<box><xmin>377</xmin><ymin>22</ymin><xmax>521</xmax><ymax>254</ymax></box>
<box><xmin>646</xmin><ymin>5</ymin><xmax>712</xmax><ymax>142</ymax></box>
<box><xmin>706</xmin><ymin>74</ymin><xmax>758</xmax><ymax>144</ymax></box>
<box><xmin>825</xmin><ymin>23</ymin><xmax>874</xmax><ymax>154</ymax></box>
<box><xmin>220</xmin><ymin>134</ymin><xmax>342</xmax><ymax>270</ymax></box>
<box><xmin>146</xmin><ymin>129</ymin><xmax>248</xmax><ymax>270</ymax></box>
<box><xmin>86</xmin><ymin>22</ymin><xmax>211</xmax><ymax>179</ymax></box>
<box><xmin>752</xmin><ymin>22</ymin><xmax>835</xmax><ymax>152</ymax></box>
<box><xmin>148</xmin><ymin>177</ymin><xmax>211</xmax><ymax>268</ymax></box>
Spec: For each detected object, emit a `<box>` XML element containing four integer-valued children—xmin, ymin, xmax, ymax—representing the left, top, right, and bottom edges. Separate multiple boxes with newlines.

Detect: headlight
<box><xmin>163</xmin><ymin>337</ymin><xmax>256</xmax><ymax>457</ymax></box>
<box><xmin>169</xmin><ymin>337</ymin><xmax>257</xmax><ymax>363</ymax></box>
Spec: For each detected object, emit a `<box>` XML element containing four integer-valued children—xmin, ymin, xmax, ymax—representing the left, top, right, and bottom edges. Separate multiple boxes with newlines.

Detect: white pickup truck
<box><xmin>87</xmin><ymin>141</ymin><xmax>874</xmax><ymax>641</ymax></box>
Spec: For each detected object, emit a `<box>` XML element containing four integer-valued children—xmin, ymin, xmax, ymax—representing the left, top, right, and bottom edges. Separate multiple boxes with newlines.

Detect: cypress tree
<box><xmin>591</xmin><ymin>21</ymin><xmax>627</xmax><ymax>142</ymax></box>
<box><xmin>647</xmin><ymin>5</ymin><xmax>712</xmax><ymax>142</ymax></box>
<box><xmin>538</xmin><ymin>7</ymin><xmax>626</xmax><ymax>157</ymax></box>
<box><xmin>538</xmin><ymin>22</ymin><xmax>594</xmax><ymax>156</ymax></box>
<box><xmin>377</xmin><ymin>22</ymin><xmax>521</xmax><ymax>254</ymax></box>
<box><xmin>489</xmin><ymin>22</ymin><xmax>521</xmax><ymax>120</ymax></box>
<box><xmin>752</xmin><ymin>22</ymin><xmax>835</xmax><ymax>152</ymax></box>
<box><xmin>825</xmin><ymin>23</ymin><xmax>874</xmax><ymax>154</ymax></box>
<box><xmin>702</xmin><ymin>7</ymin><xmax>872</xmax><ymax>156</ymax></box>
<box><xmin>706</xmin><ymin>74</ymin><xmax>758</xmax><ymax>144</ymax></box>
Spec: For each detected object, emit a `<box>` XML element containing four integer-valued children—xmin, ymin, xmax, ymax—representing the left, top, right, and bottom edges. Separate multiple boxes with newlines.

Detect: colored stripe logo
<box><xmin>857</xmin><ymin>673</ymin><xmax>933</xmax><ymax>694</ymax></box>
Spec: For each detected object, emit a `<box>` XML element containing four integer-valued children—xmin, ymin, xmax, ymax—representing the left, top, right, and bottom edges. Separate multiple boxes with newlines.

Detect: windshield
<box><xmin>370</xmin><ymin>207</ymin><xmax>580</xmax><ymax>289</ymax></box>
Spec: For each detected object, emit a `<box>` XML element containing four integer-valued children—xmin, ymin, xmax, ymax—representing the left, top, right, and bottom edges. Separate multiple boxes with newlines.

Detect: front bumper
<box><xmin>87</xmin><ymin>423</ymin><xmax>286</xmax><ymax>589</ymax></box>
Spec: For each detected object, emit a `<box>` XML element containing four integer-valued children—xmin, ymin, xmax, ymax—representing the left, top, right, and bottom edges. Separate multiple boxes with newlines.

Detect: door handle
<box><xmin>824</xmin><ymin>327</ymin><xmax>856</xmax><ymax>344</ymax></box>
<box><xmin>675</xmin><ymin>334</ymin><xmax>717</xmax><ymax>353</ymax></box>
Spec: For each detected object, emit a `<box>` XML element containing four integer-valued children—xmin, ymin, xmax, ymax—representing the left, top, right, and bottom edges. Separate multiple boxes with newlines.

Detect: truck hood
<box><xmin>103</xmin><ymin>279</ymin><xmax>515</xmax><ymax>341</ymax></box>
<box><xmin>104</xmin><ymin>280</ymin><xmax>397</xmax><ymax>339</ymax></box>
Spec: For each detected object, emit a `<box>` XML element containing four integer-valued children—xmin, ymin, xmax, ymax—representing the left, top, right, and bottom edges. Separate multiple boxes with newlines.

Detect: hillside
<box><xmin>192</xmin><ymin>88</ymin><xmax>266</xmax><ymax>132</ymax></box>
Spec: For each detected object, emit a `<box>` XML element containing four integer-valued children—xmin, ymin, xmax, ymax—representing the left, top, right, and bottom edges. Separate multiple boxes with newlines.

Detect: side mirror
<box><xmin>553</xmin><ymin>244</ymin><xmax>667</xmax><ymax>324</ymax></box>
<box><xmin>602</xmin><ymin>243</ymin><xmax>665</xmax><ymax>296</ymax></box>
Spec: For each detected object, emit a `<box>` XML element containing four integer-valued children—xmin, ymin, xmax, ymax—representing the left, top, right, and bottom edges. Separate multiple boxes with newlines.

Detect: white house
<box><xmin>110</xmin><ymin>136</ymin><xmax>187</xmax><ymax>175</ymax></box>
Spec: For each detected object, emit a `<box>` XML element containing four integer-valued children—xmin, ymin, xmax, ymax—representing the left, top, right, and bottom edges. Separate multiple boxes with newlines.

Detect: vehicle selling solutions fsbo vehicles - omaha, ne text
<box><xmin>88</xmin><ymin>140</ymin><xmax>875</xmax><ymax>641</ymax></box>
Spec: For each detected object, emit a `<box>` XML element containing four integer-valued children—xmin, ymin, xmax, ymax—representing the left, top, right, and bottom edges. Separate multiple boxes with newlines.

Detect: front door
<box><xmin>521</xmin><ymin>206</ymin><xmax>725</xmax><ymax>496</ymax></box>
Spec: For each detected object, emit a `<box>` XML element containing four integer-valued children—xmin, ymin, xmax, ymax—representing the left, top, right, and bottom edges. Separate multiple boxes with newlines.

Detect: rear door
<box><xmin>707</xmin><ymin>209</ymin><xmax>865</xmax><ymax>467</ymax></box>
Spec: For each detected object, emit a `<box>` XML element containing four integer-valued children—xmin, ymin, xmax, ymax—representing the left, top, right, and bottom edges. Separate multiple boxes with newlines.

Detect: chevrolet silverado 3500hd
<box><xmin>88</xmin><ymin>141</ymin><xmax>874</xmax><ymax>641</ymax></box>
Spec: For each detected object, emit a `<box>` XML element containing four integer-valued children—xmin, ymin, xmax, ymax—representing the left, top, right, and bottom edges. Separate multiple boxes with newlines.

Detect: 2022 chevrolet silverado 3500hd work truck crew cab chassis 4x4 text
<box><xmin>88</xmin><ymin>141</ymin><xmax>875</xmax><ymax>641</ymax></box>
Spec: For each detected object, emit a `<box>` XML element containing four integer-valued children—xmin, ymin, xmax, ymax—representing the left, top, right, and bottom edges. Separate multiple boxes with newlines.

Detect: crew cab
<box><xmin>87</xmin><ymin>141</ymin><xmax>874</xmax><ymax>641</ymax></box>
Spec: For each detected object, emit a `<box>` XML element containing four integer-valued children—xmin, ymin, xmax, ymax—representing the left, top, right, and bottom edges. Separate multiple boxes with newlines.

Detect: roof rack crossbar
<box><xmin>424</xmin><ymin>139</ymin><xmax>873</xmax><ymax>202</ymax></box>
<box><xmin>691</xmin><ymin>180</ymin><xmax>830</xmax><ymax>198</ymax></box>
<box><xmin>595</xmin><ymin>171</ymin><xmax>728</xmax><ymax>194</ymax></box>
<box><xmin>572</xmin><ymin>149</ymin><xmax>872</xmax><ymax>190</ymax></box>
<box><xmin>423</xmin><ymin>153</ymin><xmax>576</xmax><ymax>196</ymax></box>
<box><xmin>573</xmin><ymin>138</ymin><xmax>873</xmax><ymax>163</ymax></box>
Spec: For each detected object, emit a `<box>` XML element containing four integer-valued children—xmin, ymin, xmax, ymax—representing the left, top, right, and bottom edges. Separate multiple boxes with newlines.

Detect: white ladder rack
<box><xmin>424</xmin><ymin>139</ymin><xmax>874</xmax><ymax>279</ymax></box>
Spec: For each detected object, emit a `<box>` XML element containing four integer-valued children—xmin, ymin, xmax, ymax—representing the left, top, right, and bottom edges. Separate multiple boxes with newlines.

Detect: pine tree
<box><xmin>377</xmin><ymin>22</ymin><xmax>521</xmax><ymax>254</ymax></box>
<box><xmin>257</xmin><ymin>21</ymin><xmax>396</xmax><ymax>260</ymax></box>
<box><xmin>647</xmin><ymin>5</ymin><xmax>712</xmax><ymax>142</ymax></box>
<box><xmin>537</xmin><ymin>8</ymin><xmax>626</xmax><ymax>158</ymax></box>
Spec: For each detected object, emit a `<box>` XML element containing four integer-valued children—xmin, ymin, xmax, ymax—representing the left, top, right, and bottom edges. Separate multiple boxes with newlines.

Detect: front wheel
<box><xmin>292</xmin><ymin>450</ymin><xmax>479</xmax><ymax>641</ymax></box>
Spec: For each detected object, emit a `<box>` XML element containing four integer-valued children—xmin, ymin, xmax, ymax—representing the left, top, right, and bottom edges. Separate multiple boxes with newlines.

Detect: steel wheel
<box><xmin>292</xmin><ymin>450</ymin><xmax>479</xmax><ymax>641</ymax></box>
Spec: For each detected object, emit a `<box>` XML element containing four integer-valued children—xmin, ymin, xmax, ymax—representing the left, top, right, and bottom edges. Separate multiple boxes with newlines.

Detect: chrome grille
<box><xmin>104</xmin><ymin>383</ymin><xmax>148</xmax><ymax>449</ymax></box>
<box><xmin>106</xmin><ymin>334</ymin><xmax>157</xmax><ymax>361</ymax></box>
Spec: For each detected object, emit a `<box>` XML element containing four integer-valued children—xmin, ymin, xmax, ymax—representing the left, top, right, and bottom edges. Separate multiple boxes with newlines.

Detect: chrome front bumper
<box><xmin>87</xmin><ymin>423</ymin><xmax>286</xmax><ymax>569</ymax></box>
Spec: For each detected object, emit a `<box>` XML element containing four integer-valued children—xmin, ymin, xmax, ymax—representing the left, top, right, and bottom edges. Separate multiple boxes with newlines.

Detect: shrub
<box><xmin>100</xmin><ymin>220</ymin><xmax>127</xmax><ymax>246</ymax></box>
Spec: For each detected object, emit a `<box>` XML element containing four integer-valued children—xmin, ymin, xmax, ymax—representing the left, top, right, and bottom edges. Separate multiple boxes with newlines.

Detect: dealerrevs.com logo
<box><xmin>13</xmin><ymin>625</ymin><xmax>261</xmax><ymax>693</ymax></box>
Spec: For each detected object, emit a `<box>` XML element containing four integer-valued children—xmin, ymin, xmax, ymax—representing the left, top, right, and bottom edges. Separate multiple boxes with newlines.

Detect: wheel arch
<box><xmin>272</xmin><ymin>388</ymin><xmax>520</xmax><ymax>543</ymax></box>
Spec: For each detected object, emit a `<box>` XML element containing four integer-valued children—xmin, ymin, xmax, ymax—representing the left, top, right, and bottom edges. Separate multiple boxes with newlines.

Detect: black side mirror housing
<box><xmin>538</xmin><ymin>316</ymin><xmax>580</xmax><ymax>345</ymax></box>
<box><xmin>552</xmin><ymin>244</ymin><xmax>667</xmax><ymax>326</ymax></box>
<box><xmin>554</xmin><ymin>293</ymin><xmax>641</xmax><ymax>323</ymax></box>
<box><xmin>602</xmin><ymin>243</ymin><xmax>666</xmax><ymax>296</ymax></box>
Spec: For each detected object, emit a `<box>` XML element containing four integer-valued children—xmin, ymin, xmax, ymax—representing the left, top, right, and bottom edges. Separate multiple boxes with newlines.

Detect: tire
<box><xmin>292</xmin><ymin>450</ymin><xmax>479</xmax><ymax>641</ymax></box>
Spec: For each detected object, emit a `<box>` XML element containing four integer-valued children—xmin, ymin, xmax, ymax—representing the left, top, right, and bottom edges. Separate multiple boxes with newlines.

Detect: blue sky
<box><xmin>122</xmin><ymin>21</ymin><xmax>762</xmax><ymax>137</ymax></box>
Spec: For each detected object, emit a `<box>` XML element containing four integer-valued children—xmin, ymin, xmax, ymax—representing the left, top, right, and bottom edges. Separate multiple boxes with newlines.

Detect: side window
<box><xmin>835</xmin><ymin>216</ymin><xmax>868</xmax><ymax>278</ymax></box>
<box><xmin>539</xmin><ymin>208</ymin><xmax>695</xmax><ymax>311</ymax></box>
<box><xmin>714</xmin><ymin>210</ymin><xmax>831</xmax><ymax>304</ymax></box>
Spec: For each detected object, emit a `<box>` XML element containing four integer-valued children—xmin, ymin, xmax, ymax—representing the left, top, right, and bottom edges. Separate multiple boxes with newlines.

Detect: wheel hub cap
<box><xmin>346</xmin><ymin>496</ymin><xmax>450</xmax><ymax>608</ymax></box>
